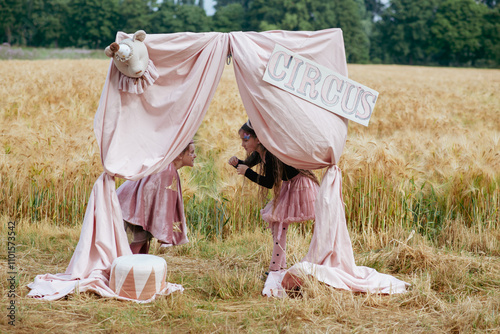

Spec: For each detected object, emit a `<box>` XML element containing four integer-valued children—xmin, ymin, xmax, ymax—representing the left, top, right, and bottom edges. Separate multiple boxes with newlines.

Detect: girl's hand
<box><xmin>228</xmin><ymin>156</ymin><xmax>239</xmax><ymax>166</ymax></box>
<box><xmin>236</xmin><ymin>164</ymin><xmax>249</xmax><ymax>175</ymax></box>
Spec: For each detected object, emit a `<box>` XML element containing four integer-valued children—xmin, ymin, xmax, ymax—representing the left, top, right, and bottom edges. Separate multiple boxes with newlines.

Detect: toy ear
<box><xmin>133</xmin><ymin>30</ymin><xmax>146</xmax><ymax>42</ymax></box>
<box><xmin>104</xmin><ymin>42</ymin><xmax>120</xmax><ymax>57</ymax></box>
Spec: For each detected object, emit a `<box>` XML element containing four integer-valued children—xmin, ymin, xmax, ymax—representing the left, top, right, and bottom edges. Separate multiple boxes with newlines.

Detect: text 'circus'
<box><xmin>263</xmin><ymin>44</ymin><xmax>378</xmax><ymax>126</ymax></box>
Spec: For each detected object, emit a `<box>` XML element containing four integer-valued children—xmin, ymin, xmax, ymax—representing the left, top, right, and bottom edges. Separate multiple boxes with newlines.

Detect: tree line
<box><xmin>1</xmin><ymin>0</ymin><xmax>498</xmax><ymax>67</ymax></box>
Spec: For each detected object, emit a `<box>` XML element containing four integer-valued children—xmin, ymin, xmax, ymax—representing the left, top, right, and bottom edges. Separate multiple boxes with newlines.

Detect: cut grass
<box><xmin>1</xmin><ymin>217</ymin><xmax>499</xmax><ymax>333</ymax></box>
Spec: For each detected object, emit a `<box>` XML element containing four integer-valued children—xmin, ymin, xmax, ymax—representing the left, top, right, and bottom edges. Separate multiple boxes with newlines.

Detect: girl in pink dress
<box><xmin>117</xmin><ymin>141</ymin><xmax>196</xmax><ymax>254</ymax></box>
<box><xmin>229</xmin><ymin>121</ymin><xmax>319</xmax><ymax>273</ymax></box>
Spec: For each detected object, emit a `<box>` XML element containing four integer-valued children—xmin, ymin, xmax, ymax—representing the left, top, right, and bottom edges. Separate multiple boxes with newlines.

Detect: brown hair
<box><xmin>239</xmin><ymin>121</ymin><xmax>284</xmax><ymax>207</ymax></box>
<box><xmin>180</xmin><ymin>139</ymin><xmax>195</xmax><ymax>155</ymax></box>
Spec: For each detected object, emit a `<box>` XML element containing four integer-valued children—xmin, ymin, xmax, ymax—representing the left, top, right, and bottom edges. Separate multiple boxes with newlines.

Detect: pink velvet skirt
<box><xmin>261</xmin><ymin>173</ymin><xmax>319</xmax><ymax>225</ymax></box>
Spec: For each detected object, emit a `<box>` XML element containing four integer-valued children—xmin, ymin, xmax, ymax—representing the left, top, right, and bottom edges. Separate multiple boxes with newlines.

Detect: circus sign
<box><xmin>263</xmin><ymin>44</ymin><xmax>378</xmax><ymax>126</ymax></box>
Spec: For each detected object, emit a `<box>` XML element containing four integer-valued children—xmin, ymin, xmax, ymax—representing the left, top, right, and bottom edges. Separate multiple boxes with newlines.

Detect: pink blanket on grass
<box><xmin>28</xmin><ymin>29</ymin><xmax>408</xmax><ymax>302</ymax></box>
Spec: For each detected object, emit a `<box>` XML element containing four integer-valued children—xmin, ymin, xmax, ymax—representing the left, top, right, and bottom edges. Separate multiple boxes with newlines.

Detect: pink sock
<box><xmin>269</xmin><ymin>222</ymin><xmax>288</xmax><ymax>271</ymax></box>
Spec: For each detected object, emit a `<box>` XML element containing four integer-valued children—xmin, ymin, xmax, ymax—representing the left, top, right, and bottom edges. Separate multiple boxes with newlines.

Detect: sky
<box><xmin>204</xmin><ymin>0</ymin><xmax>216</xmax><ymax>16</ymax></box>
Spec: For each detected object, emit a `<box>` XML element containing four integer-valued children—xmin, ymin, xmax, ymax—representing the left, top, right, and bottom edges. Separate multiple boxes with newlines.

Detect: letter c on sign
<box><xmin>267</xmin><ymin>51</ymin><xmax>291</xmax><ymax>82</ymax></box>
<box><xmin>321</xmin><ymin>74</ymin><xmax>344</xmax><ymax>107</ymax></box>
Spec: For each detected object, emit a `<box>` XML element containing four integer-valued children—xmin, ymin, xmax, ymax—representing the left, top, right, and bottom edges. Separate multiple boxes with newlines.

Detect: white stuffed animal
<box><xmin>105</xmin><ymin>30</ymin><xmax>149</xmax><ymax>79</ymax></box>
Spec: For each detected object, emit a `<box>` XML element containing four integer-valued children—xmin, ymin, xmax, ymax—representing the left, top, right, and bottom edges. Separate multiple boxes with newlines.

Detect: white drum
<box><xmin>109</xmin><ymin>254</ymin><xmax>167</xmax><ymax>300</ymax></box>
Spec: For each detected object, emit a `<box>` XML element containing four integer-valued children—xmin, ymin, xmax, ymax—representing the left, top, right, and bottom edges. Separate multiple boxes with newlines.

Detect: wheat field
<box><xmin>0</xmin><ymin>59</ymin><xmax>499</xmax><ymax>333</ymax></box>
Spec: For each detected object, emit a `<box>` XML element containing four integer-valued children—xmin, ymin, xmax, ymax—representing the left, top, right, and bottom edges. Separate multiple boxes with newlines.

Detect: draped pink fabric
<box><xmin>28</xmin><ymin>32</ymin><xmax>228</xmax><ymax>301</ymax></box>
<box><xmin>229</xmin><ymin>29</ymin><xmax>408</xmax><ymax>295</ymax></box>
<box><xmin>229</xmin><ymin>30</ymin><xmax>349</xmax><ymax>169</ymax></box>
<box><xmin>28</xmin><ymin>29</ymin><xmax>407</xmax><ymax>301</ymax></box>
<box><xmin>94</xmin><ymin>32</ymin><xmax>229</xmax><ymax>180</ymax></box>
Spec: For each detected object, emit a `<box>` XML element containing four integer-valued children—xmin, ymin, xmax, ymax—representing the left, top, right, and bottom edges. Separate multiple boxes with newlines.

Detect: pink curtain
<box><xmin>230</xmin><ymin>29</ymin><xmax>408</xmax><ymax>295</ymax></box>
<box><xmin>28</xmin><ymin>29</ymin><xmax>407</xmax><ymax>301</ymax></box>
<box><xmin>27</xmin><ymin>32</ymin><xmax>229</xmax><ymax>301</ymax></box>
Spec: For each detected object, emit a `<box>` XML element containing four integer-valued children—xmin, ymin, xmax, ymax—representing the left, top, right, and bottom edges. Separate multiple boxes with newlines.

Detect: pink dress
<box><xmin>241</xmin><ymin>151</ymin><xmax>319</xmax><ymax>236</ymax></box>
<box><xmin>261</xmin><ymin>173</ymin><xmax>319</xmax><ymax>225</ymax></box>
<box><xmin>116</xmin><ymin>163</ymin><xmax>189</xmax><ymax>246</ymax></box>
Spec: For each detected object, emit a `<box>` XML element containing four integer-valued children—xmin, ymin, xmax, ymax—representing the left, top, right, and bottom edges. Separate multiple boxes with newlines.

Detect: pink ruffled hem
<box><xmin>118</xmin><ymin>59</ymin><xmax>159</xmax><ymax>94</ymax></box>
<box><xmin>261</xmin><ymin>174</ymin><xmax>319</xmax><ymax>239</ymax></box>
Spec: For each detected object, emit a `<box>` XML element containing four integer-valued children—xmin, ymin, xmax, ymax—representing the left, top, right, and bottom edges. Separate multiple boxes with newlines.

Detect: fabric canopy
<box><xmin>27</xmin><ymin>29</ymin><xmax>407</xmax><ymax>302</ymax></box>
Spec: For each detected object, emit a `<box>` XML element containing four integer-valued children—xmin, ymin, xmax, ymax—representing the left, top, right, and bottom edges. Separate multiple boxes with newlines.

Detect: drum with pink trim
<box><xmin>109</xmin><ymin>254</ymin><xmax>167</xmax><ymax>300</ymax></box>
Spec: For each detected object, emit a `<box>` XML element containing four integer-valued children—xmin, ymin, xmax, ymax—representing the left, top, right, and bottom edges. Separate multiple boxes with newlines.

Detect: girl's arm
<box><xmin>242</xmin><ymin>152</ymin><xmax>260</xmax><ymax>168</ymax></box>
<box><xmin>229</xmin><ymin>152</ymin><xmax>260</xmax><ymax>168</ymax></box>
<box><xmin>243</xmin><ymin>159</ymin><xmax>274</xmax><ymax>189</ymax></box>
<box><xmin>230</xmin><ymin>152</ymin><xmax>274</xmax><ymax>188</ymax></box>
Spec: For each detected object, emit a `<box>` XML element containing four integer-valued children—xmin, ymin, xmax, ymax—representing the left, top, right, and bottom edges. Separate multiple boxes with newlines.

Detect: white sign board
<box><xmin>263</xmin><ymin>44</ymin><xmax>378</xmax><ymax>126</ymax></box>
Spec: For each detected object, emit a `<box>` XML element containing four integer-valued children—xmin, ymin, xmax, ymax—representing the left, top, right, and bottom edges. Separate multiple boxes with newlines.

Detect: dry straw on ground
<box><xmin>0</xmin><ymin>60</ymin><xmax>499</xmax><ymax>333</ymax></box>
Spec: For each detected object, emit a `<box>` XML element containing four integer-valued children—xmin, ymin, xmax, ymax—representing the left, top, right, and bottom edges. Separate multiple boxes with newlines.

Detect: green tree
<box><xmin>246</xmin><ymin>0</ymin><xmax>334</xmax><ymax>31</ymax></box>
<box><xmin>175</xmin><ymin>5</ymin><xmax>211</xmax><ymax>32</ymax></box>
<box><xmin>212</xmin><ymin>3</ymin><xmax>245</xmax><ymax>32</ymax></box>
<box><xmin>67</xmin><ymin>0</ymin><xmax>120</xmax><ymax>48</ymax></box>
<box><xmin>31</xmin><ymin>0</ymin><xmax>70</xmax><ymax>47</ymax></box>
<box><xmin>364</xmin><ymin>0</ymin><xmax>384</xmax><ymax>21</ymax></box>
<box><xmin>356</xmin><ymin>0</ymin><xmax>377</xmax><ymax>62</ymax></box>
<box><xmin>149</xmin><ymin>0</ymin><xmax>183</xmax><ymax>33</ymax></box>
<box><xmin>376</xmin><ymin>0</ymin><xmax>441</xmax><ymax>64</ymax></box>
<box><xmin>177</xmin><ymin>0</ymin><xmax>206</xmax><ymax>10</ymax></box>
<box><xmin>430</xmin><ymin>0</ymin><xmax>487</xmax><ymax>65</ymax></box>
<box><xmin>247</xmin><ymin>0</ymin><xmax>368</xmax><ymax>63</ymax></box>
<box><xmin>246</xmin><ymin>0</ymin><xmax>282</xmax><ymax>31</ymax></box>
<box><xmin>335</xmin><ymin>0</ymin><xmax>369</xmax><ymax>63</ymax></box>
<box><xmin>150</xmin><ymin>1</ymin><xmax>209</xmax><ymax>33</ymax></box>
<box><xmin>7</xmin><ymin>0</ymin><xmax>41</xmax><ymax>46</ymax></box>
<box><xmin>215</xmin><ymin>0</ymin><xmax>251</xmax><ymax>11</ymax></box>
<box><xmin>116</xmin><ymin>0</ymin><xmax>156</xmax><ymax>33</ymax></box>
<box><xmin>0</xmin><ymin>0</ymin><xmax>24</xmax><ymax>44</ymax></box>
<box><xmin>479</xmin><ymin>0</ymin><xmax>498</xmax><ymax>9</ymax></box>
<box><xmin>478</xmin><ymin>4</ymin><xmax>500</xmax><ymax>66</ymax></box>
